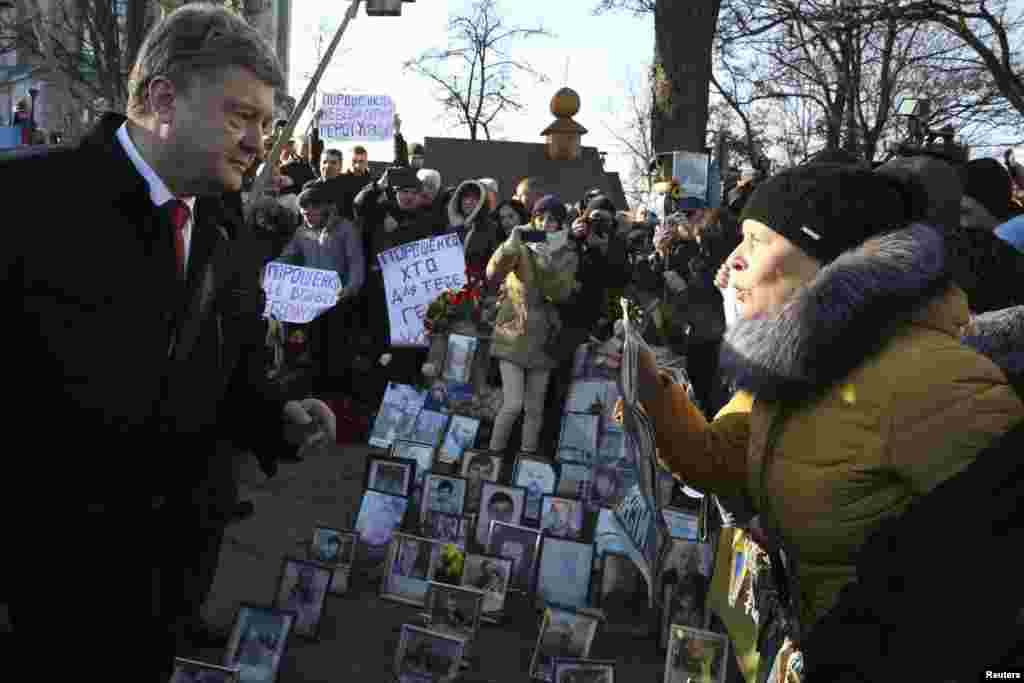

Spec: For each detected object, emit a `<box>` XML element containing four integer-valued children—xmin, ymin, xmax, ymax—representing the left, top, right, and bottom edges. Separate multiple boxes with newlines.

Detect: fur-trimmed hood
<box><xmin>719</xmin><ymin>223</ymin><xmax>956</xmax><ymax>402</ymax></box>
<box><xmin>448</xmin><ymin>179</ymin><xmax>487</xmax><ymax>227</ymax></box>
<box><xmin>963</xmin><ymin>305</ymin><xmax>1024</xmax><ymax>379</ymax></box>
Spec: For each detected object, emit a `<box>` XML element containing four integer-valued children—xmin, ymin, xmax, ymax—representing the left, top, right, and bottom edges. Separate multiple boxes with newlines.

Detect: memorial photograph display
<box><xmin>557</xmin><ymin>464</ymin><xmax>592</xmax><ymax>500</ymax></box>
<box><xmin>556</xmin><ymin>413</ymin><xmax>600</xmax><ymax>465</ymax></box>
<box><xmin>170</xmin><ymin>658</ymin><xmax>240</xmax><ymax>683</ymax></box>
<box><xmin>486</xmin><ymin>520</ymin><xmax>541</xmax><ymax>593</ymax></box>
<box><xmin>412</xmin><ymin>409</ymin><xmax>450</xmax><ymax>447</ymax></box>
<box><xmin>383</xmin><ymin>533</ymin><xmax>441</xmax><ymax>606</ymax></box>
<box><xmin>436</xmin><ymin>414</ymin><xmax>481</xmax><ymax>466</ymax></box>
<box><xmin>224</xmin><ymin>604</ymin><xmax>295</xmax><ymax>683</ymax></box>
<box><xmin>475</xmin><ymin>482</ymin><xmax>527</xmax><ymax>547</ymax></box>
<box><xmin>529</xmin><ymin>605</ymin><xmax>601</xmax><ymax>682</ymax></box>
<box><xmin>663</xmin><ymin>626</ymin><xmax>728</xmax><ymax>683</ymax></box>
<box><xmin>365</xmin><ymin>454</ymin><xmax>416</xmax><ymax>497</ymax></box>
<box><xmin>391</xmin><ymin>440</ymin><xmax>437</xmax><ymax>493</ymax></box>
<box><xmin>443</xmin><ymin>333</ymin><xmax>479</xmax><ymax>384</ymax></box>
<box><xmin>369</xmin><ymin>383</ymin><xmax>427</xmax><ymax>449</ymax></box>
<box><xmin>539</xmin><ymin>496</ymin><xmax>584</xmax><ymax>540</ymax></box>
<box><xmin>662</xmin><ymin>508</ymin><xmax>701</xmax><ymax>541</ymax></box>
<box><xmin>551</xmin><ymin>658</ymin><xmax>617</xmax><ymax>683</ymax></box>
<box><xmin>424</xmin><ymin>581</ymin><xmax>486</xmax><ymax>648</ymax></box>
<box><xmin>461</xmin><ymin>450</ymin><xmax>502</xmax><ymax>514</ymax></box>
<box><xmin>587</xmin><ymin>463</ymin><xmax>626</xmax><ymax>511</ymax></box>
<box><xmin>535</xmin><ymin>537</ymin><xmax>594</xmax><ymax>609</ymax></box>
<box><xmin>514</xmin><ymin>455</ymin><xmax>559</xmax><ymax>525</ymax></box>
<box><xmin>272</xmin><ymin>557</ymin><xmax>333</xmax><ymax>640</ymax></box>
<box><xmin>420</xmin><ymin>474</ymin><xmax>468</xmax><ymax>523</ymax></box>
<box><xmin>460</xmin><ymin>553</ymin><xmax>513</xmax><ymax>623</ymax></box>
<box><xmin>421</xmin><ymin>510</ymin><xmax>473</xmax><ymax>547</ymax></box>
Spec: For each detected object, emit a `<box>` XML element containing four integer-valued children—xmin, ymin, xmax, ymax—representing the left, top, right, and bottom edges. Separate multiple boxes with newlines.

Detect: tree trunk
<box><xmin>652</xmin><ymin>0</ymin><xmax>721</xmax><ymax>154</ymax></box>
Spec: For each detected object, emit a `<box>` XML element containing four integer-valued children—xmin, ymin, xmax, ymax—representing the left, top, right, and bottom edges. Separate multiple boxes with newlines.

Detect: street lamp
<box><xmin>28</xmin><ymin>86</ymin><xmax>39</xmax><ymax>136</ymax></box>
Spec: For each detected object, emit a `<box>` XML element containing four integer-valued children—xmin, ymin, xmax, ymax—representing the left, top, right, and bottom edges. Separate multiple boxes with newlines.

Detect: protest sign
<box><xmin>378</xmin><ymin>233</ymin><xmax>467</xmax><ymax>347</ymax></box>
<box><xmin>262</xmin><ymin>263</ymin><xmax>340</xmax><ymax>323</ymax></box>
<box><xmin>318</xmin><ymin>93</ymin><xmax>394</xmax><ymax>141</ymax></box>
<box><xmin>673</xmin><ymin>151</ymin><xmax>710</xmax><ymax>202</ymax></box>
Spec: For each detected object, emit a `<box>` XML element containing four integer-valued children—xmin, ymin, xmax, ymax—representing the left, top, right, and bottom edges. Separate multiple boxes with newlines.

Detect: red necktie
<box><xmin>166</xmin><ymin>199</ymin><xmax>191</xmax><ymax>279</ymax></box>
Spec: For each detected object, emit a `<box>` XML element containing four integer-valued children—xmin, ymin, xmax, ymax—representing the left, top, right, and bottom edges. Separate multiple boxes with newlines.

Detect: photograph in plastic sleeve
<box><xmin>557</xmin><ymin>463</ymin><xmax>592</xmax><ymax>500</ymax></box>
<box><xmin>529</xmin><ymin>605</ymin><xmax>601</xmax><ymax>682</ymax></box>
<box><xmin>536</xmin><ymin>537</ymin><xmax>593</xmax><ymax>609</ymax></box>
<box><xmin>551</xmin><ymin>658</ymin><xmax>617</xmax><ymax>683</ymax></box>
<box><xmin>564</xmin><ymin>380</ymin><xmax>614</xmax><ymax>419</ymax></box>
<box><xmin>460</xmin><ymin>553</ymin><xmax>513</xmax><ymax>623</ymax></box>
<box><xmin>486</xmin><ymin>520</ymin><xmax>541</xmax><ymax>593</ymax></box>
<box><xmin>443</xmin><ymin>333</ymin><xmax>479</xmax><ymax>384</ymax></box>
<box><xmin>391</xmin><ymin>440</ymin><xmax>436</xmax><ymax>493</ymax></box>
<box><xmin>663</xmin><ymin>625</ymin><xmax>728</xmax><ymax>683</ymax></box>
<box><xmin>368</xmin><ymin>383</ymin><xmax>427</xmax><ymax>449</ymax></box>
<box><xmin>475</xmin><ymin>482</ymin><xmax>526</xmax><ymax>547</ymax></box>
<box><xmin>412</xmin><ymin>409</ymin><xmax>449</xmax><ymax>447</ymax></box>
<box><xmin>594</xmin><ymin>509</ymin><xmax>629</xmax><ymax>563</ymax></box>
<box><xmin>421</xmin><ymin>510</ymin><xmax>472</xmax><ymax>548</ymax></box>
<box><xmin>272</xmin><ymin>557</ymin><xmax>333</xmax><ymax>640</ymax></box>
<box><xmin>437</xmin><ymin>415</ymin><xmax>480</xmax><ymax>466</ymax></box>
<box><xmin>557</xmin><ymin>413</ymin><xmax>600</xmax><ymax>465</ymax></box>
<box><xmin>354</xmin><ymin>489</ymin><xmax>409</xmax><ymax>566</ymax></box>
<box><xmin>420</xmin><ymin>473</ymin><xmax>468</xmax><ymax>525</ymax></box>
<box><xmin>662</xmin><ymin>508</ymin><xmax>701</xmax><ymax>542</ymax></box>
<box><xmin>382</xmin><ymin>533</ymin><xmax>441</xmax><ymax>606</ymax></box>
<box><xmin>223</xmin><ymin>604</ymin><xmax>295</xmax><ymax>683</ymax></box>
<box><xmin>587</xmin><ymin>462</ymin><xmax>627</xmax><ymax>511</ymax></box>
<box><xmin>515</xmin><ymin>455</ymin><xmax>559</xmax><ymax>524</ymax></box>
<box><xmin>170</xmin><ymin>658</ymin><xmax>239</xmax><ymax>683</ymax></box>
<box><xmin>540</xmin><ymin>495</ymin><xmax>584</xmax><ymax>540</ymax></box>
<box><xmin>393</xmin><ymin>623</ymin><xmax>466</xmax><ymax>683</ymax></box>
<box><xmin>365</xmin><ymin>455</ymin><xmax>416</xmax><ymax>497</ymax></box>
<box><xmin>424</xmin><ymin>581</ymin><xmax>485</xmax><ymax>646</ymax></box>
<box><xmin>461</xmin><ymin>450</ymin><xmax>501</xmax><ymax>513</ymax></box>
<box><xmin>310</xmin><ymin>526</ymin><xmax>356</xmax><ymax>594</ymax></box>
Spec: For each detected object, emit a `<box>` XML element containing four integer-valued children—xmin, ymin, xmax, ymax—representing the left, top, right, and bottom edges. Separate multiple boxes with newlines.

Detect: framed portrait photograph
<box><xmin>382</xmin><ymin>533</ymin><xmax>441</xmax><ymax>607</ymax></box>
<box><xmin>587</xmin><ymin>463</ymin><xmax>626</xmax><ymax>511</ymax></box>
<box><xmin>536</xmin><ymin>537</ymin><xmax>594</xmax><ymax>609</ymax></box>
<box><xmin>540</xmin><ymin>495</ymin><xmax>585</xmax><ymax>540</ymax></box>
<box><xmin>354</xmin><ymin>489</ymin><xmax>410</xmax><ymax>566</ymax></box>
<box><xmin>412</xmin><ymin>409</ymin><xmax>450</xmax><ymax>447</ymax></box>
<box><xmin>272</xmin><ymin>557</ymin><xmax>333</xmax><ymax>640</ymax></box>
<box><xmin>369</xmin><ymin>383</ymin><xmax>428</xmax><ymax>449</ymax></box>
<box><xmin>664</xmin><ymin>625</ymin><xmax>729</xmax><ymax>683</ymax></box>
<box><xmin>662</xmin><ymin>508</ymin><xmax>701</xmax><ymax>542</ymax></box>
<box><xmin>529</xmin><ymin>604</ymin><xmax>601</xmax><ymax>682</ymax></box>
<box><xmin>557</xmin><ymin>463</ymin><xmax>593</xmax><ymax>500</ymax></box>
<box><xmin>475</xmin><ymin>482</ymin><xmax>527</xmax><ymax>548</ymax></box>
<box><xmin>420</xmin><ymin>473</ymin><xmax>468</xmax><ymax>525</ymax></box>
<box><xmin>391</xmin><ymin>440</ymin><xmax>436</xmax><ymax>492</ymax></box>
<box><xmin>556</xmin><ymin>413</ymin><xmax>600</xmax><ymax>465</ymax></box>
<box><xmin>460</xmin><ymin>553</ymin><xmax>513</xmax><ymax>623</ymax></box>
<box><xmin>421</xmin><ymin>510</ymin><xmax>473</xmax><ymax>548</ymax></box>
<box><xmin>436</xmin><ymin>414</ymin><xmax>480</xmax><ymax>466</ymax></box>
<box><xmin>486</xmin><ymin>520</ymin><xmax>542</xmax><ymax>593</ymax></box>
<box><xmin>394</xmin><ymin>623</ymin><xmax>467</xmax><ymax>683</ymax></box>
<box><xmin>424</xmin><ymin>379</ymin><xmax>452</xmax><ymax>414</ymax></box>
<box><xmin>461</xmin><ymin>450</ymin><xmax>502</xmax><ymax>514</ymax></box>
<box><xmin>170</xmin><ymin>658</ymin><xmax>240</xmax><ymax>683</ymax></box>
<box><xmin>424</xmin><ymin>580</ymin><xmax>486</xmax><ymax>648</ymax></box>
<box><xmin>310</xmin><ymin>526</ymin><xmax>356</xmax><ymax>594</ymax></box>
<box><xmin>514</xmin><ymin>454</ymin><xmax>559</xmax><ymax>525</ymax></box>
<box><xmin>443</xmin><ymin>333</ymin><xmax>480</xmax><ymax>384</ymax></box>
<box><xmin>551</xmin><ymin>658</ymin><xmax>617</xmax><ymax>683</ymax></box>
<box><xmin>365</xmin><ymin>455</ymin><xmax>416</xmax><ymax>498</ymax></box>
<box><xmin>223</xmin><ymin>603</ymin><xmax>295</xmax><ymax>683</ymax></box>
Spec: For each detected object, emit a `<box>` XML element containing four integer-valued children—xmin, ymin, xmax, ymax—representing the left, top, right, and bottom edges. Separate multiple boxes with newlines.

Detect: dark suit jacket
<box><xmin>2</xmin><ymin>112</ymin><xmax>290</xmax><ymax>510</ymax></box>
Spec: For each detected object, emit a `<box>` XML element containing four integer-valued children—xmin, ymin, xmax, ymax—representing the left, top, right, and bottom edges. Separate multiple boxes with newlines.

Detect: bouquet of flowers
<box><xmin>423</xmin><ymin>265</ymin><xmax>488</xmax><ymax>334</ymax></box>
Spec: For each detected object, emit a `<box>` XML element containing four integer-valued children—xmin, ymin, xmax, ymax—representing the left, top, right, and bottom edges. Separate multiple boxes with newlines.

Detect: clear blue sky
<box><xmin>288</xmin><ymin>0</ymin><xmax>655</xmax><ymax>178</ymax></box>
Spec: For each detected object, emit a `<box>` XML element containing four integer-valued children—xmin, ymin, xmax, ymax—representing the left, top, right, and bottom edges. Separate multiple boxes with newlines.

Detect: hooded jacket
<box><xmin>642</xmin><ymin>223</ymin><xmax>1024</xmax><ymax>632</ymax></box>
<box><xmin>963</xmin><ymin>304</ymin><xmax>1024</xmax><ymax>397</ymax></box>
<box><xmin>448</xmin><ymin>179</ymin><xmax>502</xmax><ymax>271</ymax></box>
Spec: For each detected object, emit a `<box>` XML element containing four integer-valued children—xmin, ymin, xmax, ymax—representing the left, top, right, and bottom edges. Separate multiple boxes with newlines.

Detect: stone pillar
<box><xmin>541</xmin><ymin>87</ymin><xmax>587</xmax><ymax>162</ymax></box>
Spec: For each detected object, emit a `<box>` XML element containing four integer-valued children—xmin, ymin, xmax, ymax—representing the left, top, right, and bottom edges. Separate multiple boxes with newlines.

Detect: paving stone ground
<box><xmin>180</xmin><ymin>442</ymin><xmax>671</xmax><ymax>682</ymax></box>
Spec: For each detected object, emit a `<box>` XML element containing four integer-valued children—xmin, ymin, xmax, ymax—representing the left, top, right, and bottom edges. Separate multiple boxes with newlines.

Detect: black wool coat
<box><xmin>2</xmin><ymin>113</ymin><xmax>291</xmax><ymax>509</ymax></box>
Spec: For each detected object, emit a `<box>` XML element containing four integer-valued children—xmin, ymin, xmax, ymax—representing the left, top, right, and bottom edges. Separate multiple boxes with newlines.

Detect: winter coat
<box><xmin>447</xmin><ymin>179</ymin><xmax>502</xmax><ymax>272</ymax></box>
<box><xmin>643</xmin><ymin>223</ymin><xmax>1024</xmax><ymax>633</ymax></box>
<box><xmin>486</xmin><ymin>229</ymin><xmax>579</xmax><ymax>370</ymax></box>
<box><xmin>963</xmin><ymin>304</ymin><xmax>1024</xmax><ymax>397</ymax></box>
<box><xmin>275</xmin><ymin>215</ymin><xmax>365</xmax><ymax>292</ymax></box>
<box><xmin>2</xmin><ymin>112</ymin><xmax>292</xmax><ymax>506</ymax></box>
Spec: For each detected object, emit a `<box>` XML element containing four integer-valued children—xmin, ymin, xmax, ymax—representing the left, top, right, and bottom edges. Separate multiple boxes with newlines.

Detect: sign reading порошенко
<box><xmin>318</xmin><ymin>93</ymin><xmax>394</xmax><ymax>141</ymax></box>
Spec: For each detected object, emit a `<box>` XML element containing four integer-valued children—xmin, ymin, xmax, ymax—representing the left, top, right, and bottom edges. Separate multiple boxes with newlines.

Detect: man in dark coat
<box><xmin>0</xmin><ymin>6</ymin><xmax>335</xmax><ymax>680</ymax></box>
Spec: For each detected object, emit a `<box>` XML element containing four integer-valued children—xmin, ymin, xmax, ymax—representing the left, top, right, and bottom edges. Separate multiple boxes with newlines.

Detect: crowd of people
<box><xmin>3</xmin><ymin>3</ymin><xmax>1022</xmax><ymax>682</ymax></box>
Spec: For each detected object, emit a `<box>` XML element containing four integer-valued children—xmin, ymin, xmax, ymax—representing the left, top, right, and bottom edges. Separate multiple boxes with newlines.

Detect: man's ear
<box><xmin>146</xmin><ymin>77</ymin><xmax>182</xmax><ymax>126</ymax></box>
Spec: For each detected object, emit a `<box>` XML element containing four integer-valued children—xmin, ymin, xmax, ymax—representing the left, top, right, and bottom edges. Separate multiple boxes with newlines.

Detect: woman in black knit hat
<box><xmin>621</xmin><ymin>163</ymin><xmax>1024</xmax><ymax>681</ymax></box>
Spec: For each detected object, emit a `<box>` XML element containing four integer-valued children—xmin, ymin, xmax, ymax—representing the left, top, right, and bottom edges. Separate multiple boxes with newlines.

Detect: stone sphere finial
<box><xmin>551</xmin><ymin>87</ymin><xmax>581</xmax><ymax>118</ymax></box>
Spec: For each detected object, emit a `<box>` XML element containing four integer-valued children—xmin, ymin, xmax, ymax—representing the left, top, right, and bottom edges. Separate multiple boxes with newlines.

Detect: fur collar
<box><xmin>447</xmin><ymin>179</ymin><xmax>486</xmax><ymax>227</ymax></box>
<box><xmin>964</xmin><ymin>305</ymin><xmax>1024</xmax><ymax>378</ymax></box>
<box><xmin>719</xmin><ymin>223</ymin><xmax>952</xmax><ymax>402</ymax></box>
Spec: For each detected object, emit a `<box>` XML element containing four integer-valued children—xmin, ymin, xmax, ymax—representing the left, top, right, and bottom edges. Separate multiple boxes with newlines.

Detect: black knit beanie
<box><xmin>740</xmin><ymin>163</ymin><xmax>912</xmax><ymax>265</ymax></box>
<box><xmin>960</xmin><ymin>158</ymin><xmax>1011</xmax><ymax>222</ymax></box>
<box><xmin>532</xmin><ymin>194</ymin><xmax>567</xmax><ymax>222</ymax></box>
